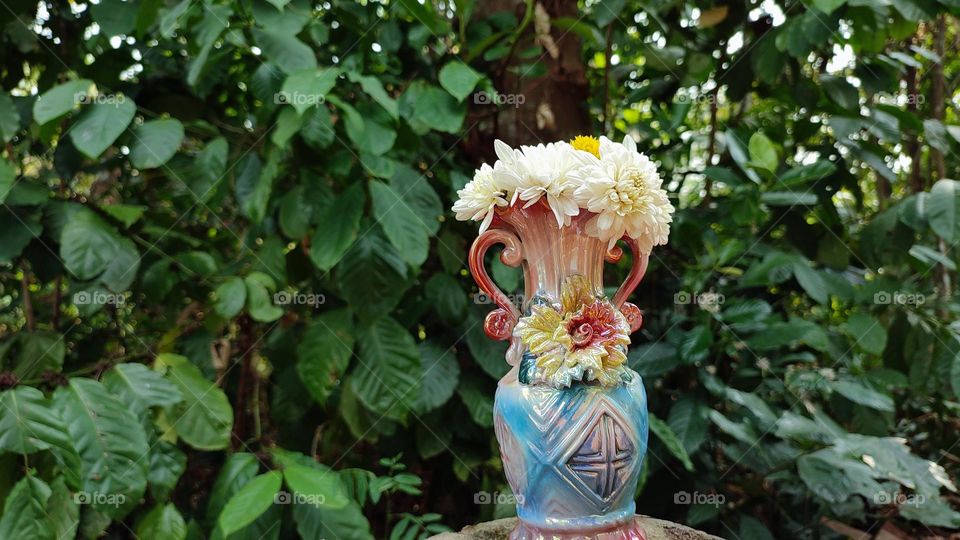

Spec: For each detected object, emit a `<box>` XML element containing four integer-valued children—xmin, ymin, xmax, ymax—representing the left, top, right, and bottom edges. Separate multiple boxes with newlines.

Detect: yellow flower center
<box><xmin>570</xmin><ymin>135</ymin><xmax>600</xmax><ymax>158</ymax></box>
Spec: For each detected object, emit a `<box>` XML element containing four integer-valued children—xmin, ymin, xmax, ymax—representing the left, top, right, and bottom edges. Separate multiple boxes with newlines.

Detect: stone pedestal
<box><xmin>429</xmin><ymin>516</ymin><xmax>722</xmax><ymax>540</ymax></box>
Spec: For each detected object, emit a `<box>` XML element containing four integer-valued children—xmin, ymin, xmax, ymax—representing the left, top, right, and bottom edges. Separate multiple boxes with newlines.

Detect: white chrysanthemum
<box><xmin>574</xmin><ymin>135</ymin><xmax>674</xmax><ymax>251</ymax></box>
<box><xmin>491</xmin><ymin>139</ymin><xmax>587</xmax><ymax>227</ymax></box>
<box><xmin>452</xmin><ymin>163</ymin><xmax>509</xmax><ymax>233</ymax></box>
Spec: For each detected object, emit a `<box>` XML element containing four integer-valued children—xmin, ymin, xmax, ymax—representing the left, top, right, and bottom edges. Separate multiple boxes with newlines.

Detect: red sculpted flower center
<box><xmin>569</xmin><ymin>323</ymin><xmax>595</xmax><ymax>348</ymax></box>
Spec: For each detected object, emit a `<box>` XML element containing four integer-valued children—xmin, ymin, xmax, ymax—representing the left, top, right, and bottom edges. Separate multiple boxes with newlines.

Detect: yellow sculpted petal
<box><xmin>560</xmin><ymin>275</ymin><xmax>596</xmax><ymax>314</ymax></box>
<box><xmin>516</xmin><ymin>305</ymin><xmax>567</xmax><ymax>355</ymax></box>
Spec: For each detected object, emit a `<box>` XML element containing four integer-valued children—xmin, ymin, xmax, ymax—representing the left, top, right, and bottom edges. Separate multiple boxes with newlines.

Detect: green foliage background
<box><xmin>1</xmin><ymin>0</ymin><xmax>960</xmax><ymax>538</ymax></box>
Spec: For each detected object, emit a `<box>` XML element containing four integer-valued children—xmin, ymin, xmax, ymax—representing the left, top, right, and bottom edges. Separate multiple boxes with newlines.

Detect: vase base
<box><xmin>509</xmin><ymin>517</ymin><xmax>646</xmax><ymax>540</ymax></box>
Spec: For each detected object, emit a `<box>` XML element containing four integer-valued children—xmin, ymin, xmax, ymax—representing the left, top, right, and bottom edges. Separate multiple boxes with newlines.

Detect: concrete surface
<box><xmin>429</xmin><ymin>516</ymin><xmax>724</xmax><ymax>540</ymax></box>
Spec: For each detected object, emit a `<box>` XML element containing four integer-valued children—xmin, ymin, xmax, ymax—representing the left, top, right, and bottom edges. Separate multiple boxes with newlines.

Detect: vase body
<box><xmin>495</xmin><ymin>368</ymin><xmax>648</xmax><ymax>539</ymax></box>
<box><xmin>469</xmin><ymin>203</ymin><xmax>651</xmax><ymax>540</ymax></box>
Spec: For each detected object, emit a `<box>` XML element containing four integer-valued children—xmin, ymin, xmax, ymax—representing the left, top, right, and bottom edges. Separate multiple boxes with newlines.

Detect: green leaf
<box><xmin>292</xmin><ymin>498</ymin><xmax>373</xmax><ymax>540</ymax></box>
<box><xmin>69</xmin><ymin>97</ymin><xmax>137</xmax><ymax>159</ymax></box>
<box><xmin>899</xmin><ymin>496</ymin><xmax>960</xmax><ymax>528</ymax></box>
<box><xmin>416</xmin><ymin>341</ymin><xmax>460</xmax><ymax>412</ymax></box>
<box><xmin>761</xmin><ymin>191</ymin><xmax>818</xmax><ymax>206</ymax></box>
<box><xmin>130</xmin><ymin>119</ymin><xmax>184</xmax><ymax>169</ymax></box>
<box><xmin>0</xmin><ymin>386</ymin><xmax>80</xmax><ymax>487</ymax></box>
<box><xmin>300</xmin><ymin>106</ymin><xmax>335</xmax><ymax>149</ymax></box>
<box><xmin>217</xmin><ymin>471</ymin><xmax>282</xmax><ymax>537</ymax></box>
<box><xmin>678</xmin><ymin>325</ymin><xmax>712</xmax><ymax>364</ymax></box>
<box><xmin>0</xmin><ymin>158</ymin><xmax>14</xmax><ymax>205</ymax></box>
<box><xmin>457</xmin><ymin>375</ymin><xmax>493</xmax><ymax>427</ymax></box>
<box><xmin>239</xmin><ymin>150</ymin><xmax>281</xmax><ymax>224</ymax></box>
<box><xmin>309</xmin><ymin>183</ymin><xmax>365</xmax><ymax>272</ymax></box>
<box><xmin>438</xmin><ymin>62</ymin><xmax>484</xmax><ymax>102</ymax></box>
<box><xmin>649</xmin><ymin>413</ymin><xmax>695</xmax><ymax>472</ymax></box>
<box><xmin>297</xmin><ymin>310</ymin><xmax>355</xmax><ymax>404</ymax></box>
<box><xmin>102</xmin><ymin>363</ymin><xmax>183</xmax><ymax>414</ymax></box>
<box><xmin>797</xmin><ymin>448</ymin><xmax>883</xmax><ymax>503</ymax></box>
<box><xmin>0</xmin><ymin>94</ymin><xmax>19</xmax><ymax>143</ymax></box>
<box><xmin>91</xmin><ymin>0</ymin><xmax>139</xmax><ymax>36</ymax></box>
<box><xmin>33</xmin><ymin>80</ymin><xmax>94</xmax><ymax>125</ymax></box>
<box><xmin>830</xmin><ymin>380</ymin><xmax>894</xmax><ymax>412</ymax></box>
<box><xmin>101</xmin><ymin>203</ymin><xmax>146</xmax><ymax>228</ymax></box>
<box><xmin>792</xmin><ymin>261</ymin><xmax>829</xmax><ymax>304</ymax></box>
<box><xmin>909</xmin><ymin>244</ymin><xmax>955</xmax><ymax>271</ymax></box>
<box><xmin>214</xmin><ymin>277</ymin><xmax>247</xmax><ymax>319</ymax></box>
<box><xmin>779</xmin><ymin>160</ymin><xmax>836</xmax><ymax>186</ymax></box>
<box><xmin>252</xmin><ymin>29</ymin><xmax>317</xmax><ymax>74</ymax></box>
<box><xmin>425</xmin><ymin>274</ymin><xmax>467</xmax><ymax>321</ymax></box>
<box><xmin>281</xmin><ymin>68</ymin><xmax>340</xmax><ymax>115</ymax></box>
<box><xmin>46</xmin><ymin>476</ymin><xmax>79</xmax><ymax>540</ymax></box>
<box><xmin>928</xmin><ymin>179</ymin><xmax>960</xmax><ymax>242</ymax></box>
<box><xmin>53</xmin><ymin>378</ymin><xmax>149</xmax><ymax>518</ymax></box>
<box><xmin>810</xmin><ymin>0</ymin><xmax>846</xmax><ymax>14</ymax></box>
<box><xmin>329</xmin><ymin>97</ymin><xmax>396</xmax><ymax>155</ymax></box>
<box><xmin>842</xmin><ymin>313</ymin><xmax>887</xmax><ymax>355</ymax></box>
<box><xmin>747</xmin><ymin>132</ymin><xmax>777</xmax><ymax>172</ymax></box>
<box><xmin>0</xmin><ymin>476</ymin><xmax>53</xmax><ymax>540</ymax></box>
<box><xmin>60</xmin><ymin>210</ymin><xmax>120</xmax><ymax>281</ymax></box>
<box><xmin>348</xmin><ymin>72</ymin><xmax>398</xmax><ymax>119</ymax></box>
<box><xmin>370</xmin><ymin>180</ymin><xmax>432</xmax><ymax>266</ymax></box>
<box><xmin>271</xmin><ymin>106</ymin><xmax>302</xmax><ymax>147</ymax></box>
<box><xmin>399</xmin><ymin>82</ymin><xmax>465</xmax><ymax>134</ymax></box>
<box><xmin>244</xmin><ymin>273</ymin><xmax>284</xmax><ymax>323</ymax></box>
<box><xmin>161</xmin><ymin>354</ymin><xmax>233</xmax><ymax>450</ymax></box>
<box><xmin>350</xmin><ymin>316</ymin><xmax>421</xmax><ymax>418</ymax></box>
<box><xmin>206</xmin><ymin>453</ymin><xmax>260</xmax><ymax>527</ymax></box>
<box><xmin>396</xmin><ymin>0</ymin><xmax>451</xmax><ymax>35</ymax></box>
<box><xmin>15</xmin><ymin>331</ymin><xmax>65</xmax><ymax>379</ymax></box>
<box><xmin>148</xmin><ymin>441</ymin><xmax>186</xmax><ymax>502</ymax></box>
<box><xmin>821</xmin><ymin>75</ymin><xmax>859</xmax><ymax>110</ymax></box>
<box><xmin>667</xmin><ymin>396</ymin><xmax>710</xmax><ymax>454</ymax></box>
<box><xmin>282</xmin><ymin>465</ymin><xmax>349</xmax><ymax>508</ymax></box>
<box><xmin>337</xmin><ymin>234</ymin><xmax>411</xmax><ymax>322</ymax></box>
<box><xmin>136</xmin><ymin>503</ymin><xmax>187</xmax><ymax>540</ymax></box>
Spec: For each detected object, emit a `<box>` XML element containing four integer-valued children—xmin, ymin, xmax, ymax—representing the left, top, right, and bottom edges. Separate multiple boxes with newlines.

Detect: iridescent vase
<box><xmin>468</xmin><ymin>201</ymin><xmax>650</xmax><ymax>540</ymax></box>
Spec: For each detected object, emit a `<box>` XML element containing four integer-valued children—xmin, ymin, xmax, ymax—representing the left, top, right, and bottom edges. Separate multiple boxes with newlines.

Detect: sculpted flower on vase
<box><xmin>515</xmin><ymin>276</ymin><xmax>631</xmax><ymax>388</ymax></box>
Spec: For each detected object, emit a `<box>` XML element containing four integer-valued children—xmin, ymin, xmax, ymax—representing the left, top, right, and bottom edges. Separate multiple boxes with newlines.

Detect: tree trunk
<box><xmin>464</xmin><ymin>0</ymin><xmax>591</xmax><ymax>163</ymax></box>
<box><xmin>930</xmin><ymin>15</ymin><xmax>947</xmax><ymax>181</ymax></box>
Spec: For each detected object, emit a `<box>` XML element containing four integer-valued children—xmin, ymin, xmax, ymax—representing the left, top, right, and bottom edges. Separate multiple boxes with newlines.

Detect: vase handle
<box><xmin>468</xmin><ymin>226</ymin><xmax>524</xmax><ymax>341</ymax></box>
<box><xmin>607</xmin><ymin>236</ymin><xmax>649</xmax><ymax>333</ymax></box>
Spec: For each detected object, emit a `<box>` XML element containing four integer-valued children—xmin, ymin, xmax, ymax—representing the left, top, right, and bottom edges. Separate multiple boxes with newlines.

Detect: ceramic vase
<box><xmin>468</xmin><ymin>201</ymin><xmax>651</xmax><ymax>540</ymax></box>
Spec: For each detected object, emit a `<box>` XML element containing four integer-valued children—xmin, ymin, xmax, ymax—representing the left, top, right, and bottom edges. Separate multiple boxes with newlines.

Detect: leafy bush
<box><xmin>0</xmin><ymin>0</ymin><xmax>958</xmax><ymax>538</ymax></box>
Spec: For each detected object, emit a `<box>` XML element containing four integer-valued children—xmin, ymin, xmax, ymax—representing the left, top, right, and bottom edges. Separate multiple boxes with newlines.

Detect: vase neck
<box><xmin>499</xmin><ymin>204</ymin><xmax>607</xmax><ymax>310</ymax></box>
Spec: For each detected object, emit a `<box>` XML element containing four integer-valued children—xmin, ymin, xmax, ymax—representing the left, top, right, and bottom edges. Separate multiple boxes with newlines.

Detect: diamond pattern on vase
<box><xmin>565</xmin><ymin>412</ymin><xmax>634</xmax><ymax>501</ymax></box>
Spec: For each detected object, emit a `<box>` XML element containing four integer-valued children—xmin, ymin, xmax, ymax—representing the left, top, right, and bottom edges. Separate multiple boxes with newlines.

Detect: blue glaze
<box><xmin>493</xmin><ymin>368</ymin><xmax>649</xmax><ymax>532</ymax></box>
